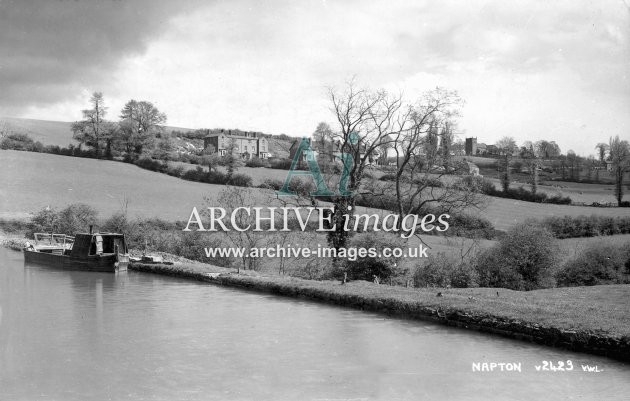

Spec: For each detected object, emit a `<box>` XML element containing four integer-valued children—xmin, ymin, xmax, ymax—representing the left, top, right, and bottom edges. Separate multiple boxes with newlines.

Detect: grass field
<box><xmin>0</xmin><ymin>117</ymin><xmax>195</xmax><ymax>147</ymax></box>
<box><xmin>0</xmin><ymin>149</ymin><xmax>236</xmax><ymax>221</ymax></box>
<box><xmin>3</xmin><ymin>149</ymin><xmax>629</xmax><ymax>230</ymax></box>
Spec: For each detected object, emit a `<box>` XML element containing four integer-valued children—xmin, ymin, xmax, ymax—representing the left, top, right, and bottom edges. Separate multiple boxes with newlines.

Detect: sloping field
<box><xmin>0</xmin><ymin>117</ymin><xmax>194</xmax><ymax>147</ymax></box>
<box><xmin>2</xmin><ymin>150</ymin><xmax>629</xmax><ymax>231</ymax></box>
<box><xmin>1</xmin><ymin>117</ymin><xmax>76</xmax><ymax>147</ymax></box>
<box><xmin>481</xmin><ymin>176</ymin><xmax>623</xmax><ymax>205</ymax></box>
<box><xmin>0</xmin><ymin>150</ymin><xmax>236</xmax><ymax>221</ymax></box>
<box><xmin>478</xmin><ymin>196</ymin><xmax>629</xmax><ymax>231</ymax></box>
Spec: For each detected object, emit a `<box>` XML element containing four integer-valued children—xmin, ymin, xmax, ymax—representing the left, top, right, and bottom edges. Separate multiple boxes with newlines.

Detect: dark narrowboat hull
<box><xmin>23</xmin><ymin>249</ymin><xmax>129</xmax><ymax>272</ymax></box>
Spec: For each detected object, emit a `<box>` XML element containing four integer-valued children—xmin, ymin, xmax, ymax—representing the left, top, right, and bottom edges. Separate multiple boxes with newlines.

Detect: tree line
<box><xmin>71</xmin><ymin>92</ymin><xmax>168</xmax><ymax>160</ymax></box>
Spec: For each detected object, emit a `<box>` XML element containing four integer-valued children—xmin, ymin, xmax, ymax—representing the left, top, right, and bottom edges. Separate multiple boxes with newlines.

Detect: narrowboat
<box><xmin>23</xmin><ymin>231</ymin><xmax>130</xmax><ymax>272</ymax></box>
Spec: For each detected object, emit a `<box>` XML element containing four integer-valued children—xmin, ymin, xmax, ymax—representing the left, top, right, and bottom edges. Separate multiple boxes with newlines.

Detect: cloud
<box><xmin>0</xmin><ymin>0</ymin><xmax>628</xmax><ymax>154</ymax></box>
<box><xmin>0</xmin><ymin>0</ymin><xmax>206</xmax><ymax>111</ymax></box>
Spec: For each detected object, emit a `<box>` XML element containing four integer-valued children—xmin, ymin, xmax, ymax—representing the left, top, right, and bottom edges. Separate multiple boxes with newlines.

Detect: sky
<box><xmin>0</xmin><ymin>0</ymin><xmax>628</xmax><ymax>156</ymax></box>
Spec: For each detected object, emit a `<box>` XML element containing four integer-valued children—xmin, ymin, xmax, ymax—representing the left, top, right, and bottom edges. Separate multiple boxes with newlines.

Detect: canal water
<box><xmin>1</xmin><ymin>247</ymin><xmax>628</xmax><ymax>400</ymax></box>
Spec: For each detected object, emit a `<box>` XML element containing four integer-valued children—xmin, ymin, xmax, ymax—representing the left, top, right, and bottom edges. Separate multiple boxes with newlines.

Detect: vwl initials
<box><xmin>276</xmin><ymin>137</ymin><xmax>353</xmax><ymax>197</ymax></box>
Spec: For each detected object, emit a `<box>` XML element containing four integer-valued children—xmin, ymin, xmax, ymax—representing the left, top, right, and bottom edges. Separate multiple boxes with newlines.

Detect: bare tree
<box><xmin>322</xmin><ymin>80</ymin><xmax>411</xmax><ymax>250</ymax></box>
<box><xmin>213</xmin><ymin>186</ymin><xmax>267</xmax><ymax>272</ymax></box>
<box><xmin>382</xmin><ymin>89</ymin><xmax>482</xmax><ymax>225</ymax></box>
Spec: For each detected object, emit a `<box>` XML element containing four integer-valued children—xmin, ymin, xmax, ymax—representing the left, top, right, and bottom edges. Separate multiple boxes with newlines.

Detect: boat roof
<box><xmin>76</xmin><ymin>232</ymin><xmax>125</xmax><ymax>236</ymax></box>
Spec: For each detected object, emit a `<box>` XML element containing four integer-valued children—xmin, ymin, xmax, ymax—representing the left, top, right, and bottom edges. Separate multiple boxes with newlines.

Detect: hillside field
<box><xmin>3</xmin><ymin>149</ymin><xmax>629</xmax><ymax>229</ymax></box>
<box><xmin>0</xmin><ymin>117</ymin><xmax>195</xmax><ymax>147</ymax></box>
<box><xmin>0</xmin><ymin>150</ymin><xmax>229</xmax><ymax>221</ymax></box>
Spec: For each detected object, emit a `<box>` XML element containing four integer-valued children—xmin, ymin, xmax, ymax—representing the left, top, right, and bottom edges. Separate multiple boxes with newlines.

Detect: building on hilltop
<box><xmin>203</xmin><ymin>129</ymin><xmax>269</xmax><ymax>159</ymax></box>
<box><xmin>465</xmin><ymin>137</ymin><xmax>477</xmax><ymax>156</ymax></box>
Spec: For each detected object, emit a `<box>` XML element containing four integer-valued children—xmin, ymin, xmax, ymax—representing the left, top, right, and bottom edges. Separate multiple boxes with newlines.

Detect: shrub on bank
<box><xmin>413</xmin><ymin>252</ymin><xmax>477</xmax><ymax>288</ymax></box>
<box><xmin>227</xmin><ymin>173</ymin><xmax>253</xmax><ymax>187</ymax></box>
<box><xmin>257</xmin><ymin>177</ymin><xmax>315</xmax><ymax>195</ymax></box>
<box><xmin>474</xmin><ymin>223</ymin><xmax>558</xmax><ymax>290</ymax></box>
<box><xmin>29</xmin><ymin>204</ymin><xmax>98</xmax><ymax>237</ymax></box>
<box><xmin>134</xmin><ymin>157</ymin><xmax>168</xmax><ymax>173</ymax></box>
<box><xmin>245</xmin><ymin>157</ymin><xmax>269</xmax><ymax>168</ymax></box>
<box><xmin>555</xmin><ymin>243</ymin><xmax>630</xmax><ymax>287</ymax></box>
<box><xmin>179</xmin><ymin>166</ymin><xmax>252</xmax><ymax>187</ymax></box>
<box><xmin>166</xmin><ymin>164</ymin><xmax>185</xmax><ymax>178</ymax></box>
<box><xmin>455</xmin><ymin>175</ymin><xmax>496</xmax><ymax>194</ymax></box>
<box><xmin>344</xmin><ymin>232</ymin><xmax>406</xmax><ymax>282</ymax></box>
<box><xmin>269</xmin><ymin>158</ymin><xmax>293</xmax><ymax>170</ymax></box>
<box><xmin>0</xmin><ymin>133</ymin><xmax>44</xmax><ymax>152</ymax></box>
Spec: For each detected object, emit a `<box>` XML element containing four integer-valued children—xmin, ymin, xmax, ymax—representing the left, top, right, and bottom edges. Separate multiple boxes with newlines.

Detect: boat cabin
<box><xmin>71</xmin><ymin>233</ymin><xmax>128</xmax><ymax>258</ymax></box>
<box><xmin>30</xmin><ymin>232</ymin><xmax>127</xmax><ymax>257</ymax></box>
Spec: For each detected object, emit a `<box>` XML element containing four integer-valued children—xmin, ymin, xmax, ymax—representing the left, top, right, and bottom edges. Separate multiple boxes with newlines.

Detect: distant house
<box><xmin>203</xmin><ymin>129</ymin><xmax>269</xmax><ymax>159</ymax></box>
<box><xmin>606</xmin><ymin>161</ymin><xmax>614</xmax><ymax>172</ymax></box>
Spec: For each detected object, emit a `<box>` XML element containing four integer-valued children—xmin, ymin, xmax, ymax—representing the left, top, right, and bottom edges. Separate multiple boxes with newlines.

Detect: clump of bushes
<box><xmin>134</xmin><ymin>157</ymin><xmax>168</xmax><ymax>173</ymax></box>
<box><xmin>555</xmin><ymin>243</ymin><xmax>630</xmax><ymax>286</ymax></box>
<box><xmin>178</xmin><ymin>166</ymin><xmax>252</xmax><ymax>187</ymax></box>
<box><xmin>344</xmin><ymin>232</ymin><xmax>407</xmax><ymax>281</ymax></box>
<box><xmin>474</xmin><ymin>223</ymin><xmax>558</xmax><ymax>290</ymax></box>
<box><xmin>484</xmin><ymin>185</ymin><xmax>572</xmax><ymax>205</ymax></box>
<box><xmin>166</xmin><ymin>164</ymin><xmax>185</xmax><ymax>178</ymax></box>
<box><xmin>227</xmin><ymin>173</ymin><xmax>253</xmax><ymax>187</ymax></box>
<box><xmin>258</xmin><ymin>178</ymin><xmax>284</xmax><ymax>190</ymax></box>
<box><xmin>537</xmin><ymin>215</ymin><xmax>630</xmax><ymax>238</ymax></box>
<box><xmin>413</xmin><ymin>252</ymin><xmax>477</xmax><ymax>288</ymax></box>
<box><xmin>269</xmin><ymin>158</ymin><xmax>294</xmax><ymax>170</ymax></box>
<box><xmin>448</xmin><ymin>213</ymin><xmax>498</xmax><ymax>239</ymax></box>
<box><xmin>0</xmin><ymin>133</ymin><xmax>45</xmax><ymax>152</ymax></box>
<box><xmin>257</xmin><ymin>177</ymin><xmax>315</xmax><ymax>195</ymax></box>
<box><xmin>245</xmin><ymin>157</ymin><xmax>269</xmax><ymax>168</ymax></box>
<box><xmin>456</xmin><ymin>175</ymin><xmax>496</xmax><ymax>194</ymax></box>
<box><xmin>29</xmin><ymin>203</ymin><xmax>98</xmax><ymax>237</ymax></box>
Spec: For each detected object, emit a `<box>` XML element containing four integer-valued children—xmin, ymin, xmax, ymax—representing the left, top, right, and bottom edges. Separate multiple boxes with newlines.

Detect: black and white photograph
<box><xmin>1</xmin><ymin>0</ymin><xmax>629</xmax><ymax>400</ymax></box>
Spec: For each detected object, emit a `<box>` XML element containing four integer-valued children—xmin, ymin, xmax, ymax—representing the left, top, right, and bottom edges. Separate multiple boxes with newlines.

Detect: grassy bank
<box><xmin>130</xmin><ymin>261</ymin><xmax>630</xmax><ymax>362</ymax></box>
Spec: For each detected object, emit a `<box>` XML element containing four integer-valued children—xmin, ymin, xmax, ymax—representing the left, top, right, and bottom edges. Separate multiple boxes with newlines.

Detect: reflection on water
<box><xmin>0</xmin><ymin>247</ymin><xmax>629</xmax><ymax>400</ymax></box>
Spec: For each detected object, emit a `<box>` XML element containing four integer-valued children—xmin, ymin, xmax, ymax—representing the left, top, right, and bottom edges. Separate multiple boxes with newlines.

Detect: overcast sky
<box><xmin>1</xmin><ymin>0</ymin><xmax>628</xmax><ymax>155</ymax></box>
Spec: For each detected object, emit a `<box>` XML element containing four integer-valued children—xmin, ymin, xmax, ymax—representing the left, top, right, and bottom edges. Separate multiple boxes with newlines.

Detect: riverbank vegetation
<box><xmin>3</xmin><ymin>202</ymin><xmax>629</xmax><ymax>291</ymax></box>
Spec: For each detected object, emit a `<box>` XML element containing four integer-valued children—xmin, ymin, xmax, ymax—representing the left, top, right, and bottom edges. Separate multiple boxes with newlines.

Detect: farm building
<box><xmin>203</xmin><ymin>129</ymin><xmax>269</xmax><ymax>159</ymax></box>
